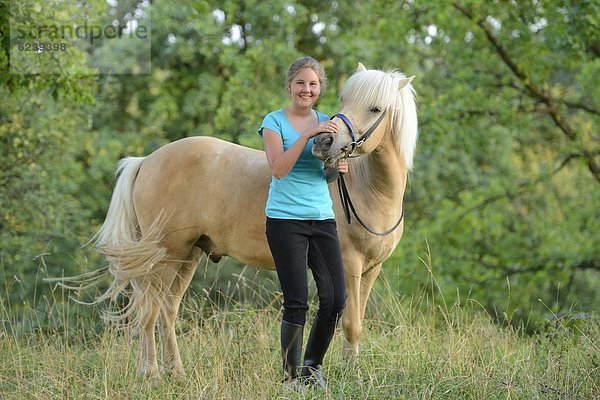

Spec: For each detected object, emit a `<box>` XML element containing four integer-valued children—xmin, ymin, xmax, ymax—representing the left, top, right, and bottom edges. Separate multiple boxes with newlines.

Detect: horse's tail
<box><xmin>49</xmin><ymin>156</ymin><xmax>170</xmax><ymax>331</ymax></box>
<box><xmin>93</xmin><ymin>156</ymin><xmax>170</xmax><ymax>330</ymax></box>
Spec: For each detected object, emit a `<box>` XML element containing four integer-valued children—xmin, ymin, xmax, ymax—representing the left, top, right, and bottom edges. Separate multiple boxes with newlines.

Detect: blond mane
<box><xmin>340</xmin><ymin>69</ymin><xmax>418</xmax><ymax>170</ymax></box>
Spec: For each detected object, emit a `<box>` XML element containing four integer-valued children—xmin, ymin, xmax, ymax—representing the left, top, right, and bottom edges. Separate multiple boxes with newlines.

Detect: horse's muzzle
<box><xmin>314</xmin><ymin>133</ymin><xmax>334</xmax><ymax>152</ymax></box>
<box><xmin>312</xmin><ymin>133</ymin><xmax>335</xmax><ymax>163</ymax></box>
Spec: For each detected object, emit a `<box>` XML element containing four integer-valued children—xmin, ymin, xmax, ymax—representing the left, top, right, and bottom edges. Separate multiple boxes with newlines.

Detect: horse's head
<box><xmin>312</xmin><ymin>63</ymin><xmax>418</xmax><ymax>169</ymax></box>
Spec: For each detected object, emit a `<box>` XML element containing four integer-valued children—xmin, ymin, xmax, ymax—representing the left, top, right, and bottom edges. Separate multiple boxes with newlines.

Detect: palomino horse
<box><xmin>80</xmin><ymin>63</ymin><xmax>417</xmax><ymax>377</ymax></box>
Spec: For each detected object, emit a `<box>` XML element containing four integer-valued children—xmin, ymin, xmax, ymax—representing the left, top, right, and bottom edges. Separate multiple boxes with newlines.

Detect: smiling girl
<box><xmin>258</xmin><ymin>56</ymin><xmax>348</xmax><ymax>389</ymax></box>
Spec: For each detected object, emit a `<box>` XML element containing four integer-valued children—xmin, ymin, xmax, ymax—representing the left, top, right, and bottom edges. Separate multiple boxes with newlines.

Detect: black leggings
<box><xmin>266</xmin><ymin>218</ymin><xmax>346</xmax><ymax>326</ymax></box>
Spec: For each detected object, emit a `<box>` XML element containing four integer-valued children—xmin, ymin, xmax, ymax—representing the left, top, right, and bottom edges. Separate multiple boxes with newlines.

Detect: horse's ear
<box><xmin>398</xmin><ymin>75</ymin><xmax>415</xmax><ymax>90</ymax></box>
<box><xmin>356</xmin><ymin>63</ymin><xmax>367</xmax><ymax>72</ymax></box>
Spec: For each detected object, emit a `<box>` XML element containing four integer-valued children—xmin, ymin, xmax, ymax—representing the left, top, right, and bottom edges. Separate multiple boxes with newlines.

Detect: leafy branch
<box><xmin>453</xmin><ymin>2</ymin><xmax>600</xmax><ymax>183</ymax></box>
<box><xmin>447</xmin><ymin>152</ymin><xmax>585</xmax><ymax>228</ymax></box>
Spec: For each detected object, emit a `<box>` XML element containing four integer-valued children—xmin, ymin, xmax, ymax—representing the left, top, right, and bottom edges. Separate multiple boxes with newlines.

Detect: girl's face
<box><xmin>288</xmin><ymin>68</ymin><xmax>321</xmax><ymax>108</ymax></box>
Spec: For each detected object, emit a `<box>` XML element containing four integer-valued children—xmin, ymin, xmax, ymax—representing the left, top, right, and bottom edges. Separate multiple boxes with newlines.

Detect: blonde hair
<box><xmin>286</xmin><ymin>56</ymin><xmax>327</xmax><ymax>94</ymax></box>
<box><xmin>340</xmin><ymin>69</ymin><xmax>418</xmax><ymax>170</ymax></box>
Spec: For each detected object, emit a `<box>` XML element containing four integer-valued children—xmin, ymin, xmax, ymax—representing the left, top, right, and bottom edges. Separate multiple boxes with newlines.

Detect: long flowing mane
<box><xmin>340</xmin><ymin>69</ymin><xmax>418</xmax><ymax>170</ymax></box>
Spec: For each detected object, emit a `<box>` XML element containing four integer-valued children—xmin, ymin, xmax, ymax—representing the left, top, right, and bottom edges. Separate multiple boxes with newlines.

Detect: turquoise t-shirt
<box><xmin>258</xmin><ymin>108</ymin><xmax>334</xmax><ymax>220</ymax></box>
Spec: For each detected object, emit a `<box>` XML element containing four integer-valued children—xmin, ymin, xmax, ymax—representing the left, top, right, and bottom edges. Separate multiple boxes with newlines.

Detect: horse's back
<box><xmin>146</xmin><ymin>136</ymin><xmax>266</xmax><ymax>170</ymax></box>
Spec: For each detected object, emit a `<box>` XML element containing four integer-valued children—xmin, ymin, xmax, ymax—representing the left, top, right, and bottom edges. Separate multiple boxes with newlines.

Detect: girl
<box><xmin>258</xmin><ymin>56</ymin><xmax>347</xmax><ymax>389</ymax></box>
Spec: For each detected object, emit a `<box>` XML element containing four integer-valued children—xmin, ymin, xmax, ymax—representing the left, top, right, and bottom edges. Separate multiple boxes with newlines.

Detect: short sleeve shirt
<box><xmin>258</xmin><ymin>109</ymin><xmax>334</xmax><ymax>220</ymax></box>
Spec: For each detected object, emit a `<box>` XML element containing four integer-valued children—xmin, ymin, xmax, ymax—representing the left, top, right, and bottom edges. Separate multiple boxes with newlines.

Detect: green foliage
<box><xmin>383</xmin><ymin>0</ymin><xmax>599</xmax><ymax>329</ymax></box>
<box><xmin>2</xmin><ymin>3</ymin><xmax>95</xmax><ymax>305</ymax></box>
<box><xmin>1</xmin><ymin>0</ymin><xmax>598</xmax><ymax>331</ymax></box>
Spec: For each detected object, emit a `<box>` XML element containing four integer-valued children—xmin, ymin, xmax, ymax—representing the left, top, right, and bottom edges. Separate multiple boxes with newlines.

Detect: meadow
<box><xmin>3</xmin><ymin>2</ymin><xmax>599</xmax><ymax>399</ymax></box>
<box><xmin>1</xmin><ymin>259</ymin><xmax>598</xmax><ymax>400</ymax></box>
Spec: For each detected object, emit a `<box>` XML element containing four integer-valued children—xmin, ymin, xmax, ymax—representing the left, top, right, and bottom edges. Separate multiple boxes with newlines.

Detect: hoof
<box><xmin>343</xmin><ymin>343</ymin><xmax>359</xmax><ymax>364</ymax></box>
<box><xmin>137</xmin><ymin>364</ymin><xmax>161</xmax><ymax>379</ymax></box>
<box><xmin>170</xmin><ymin>367</ymin><xmax>186</xmax><ymax>380</ymax></box>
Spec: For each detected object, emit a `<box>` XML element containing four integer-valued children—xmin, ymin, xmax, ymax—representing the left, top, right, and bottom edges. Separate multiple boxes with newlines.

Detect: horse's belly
<box><xmin>231</xmin><ymin>247</ymin><xmax>275</xmax><ymax>270</ymax></box>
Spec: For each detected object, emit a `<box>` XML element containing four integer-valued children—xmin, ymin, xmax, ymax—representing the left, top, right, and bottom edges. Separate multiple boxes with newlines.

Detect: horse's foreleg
<box><xmin>341</xmin><ymin>262</ymin><xmax>383</xmax><ymax>361</ymax></box>
<box><xmin>159</xmin><ymin>249</ymin><xmax>201</xmax><ymax>377</ymax></box>
<box><xmin>358</xmin><ymin>263</ymin><xmax>382</xmax><ymax>323</ymax></box>
<box><xmin>341</xmin><ymin>261</ymin><xmax>362</xmax><ymax>361</ymax></box>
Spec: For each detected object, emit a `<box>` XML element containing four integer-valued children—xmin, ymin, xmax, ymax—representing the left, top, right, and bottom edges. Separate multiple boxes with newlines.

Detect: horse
<box><xmin>71</xmin><ymin>63</ymin><xmax>417</xmax><ymax>378</ymax></box>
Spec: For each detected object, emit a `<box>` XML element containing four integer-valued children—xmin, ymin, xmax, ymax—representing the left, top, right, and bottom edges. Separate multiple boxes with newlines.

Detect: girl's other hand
<box><xmin>337</xmin><ymin>159</ymin><xmax>349</xmax><ymax>174</ymax></box>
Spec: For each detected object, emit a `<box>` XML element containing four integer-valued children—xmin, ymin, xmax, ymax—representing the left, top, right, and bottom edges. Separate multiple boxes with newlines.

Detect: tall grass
<box><xmin>1</xmin><ymin>256</ymin><xmax>598</xmax><ymax>399</ymax></box>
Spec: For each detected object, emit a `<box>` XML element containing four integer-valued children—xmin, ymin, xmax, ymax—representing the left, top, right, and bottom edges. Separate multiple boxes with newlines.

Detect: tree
<box><xmin>2</xmin><ymin>0</ymin><xmax>598</xmax><ymax>329</ymax></box>
<box><xmin>1</xmin><ymin>0</ymin><xmax>100</xmax><ymax>310</ymax></box>
<box><xmin>381</xmin><ymin>0</ymin><xmax>599</xmax><ymax>327</ymax></box>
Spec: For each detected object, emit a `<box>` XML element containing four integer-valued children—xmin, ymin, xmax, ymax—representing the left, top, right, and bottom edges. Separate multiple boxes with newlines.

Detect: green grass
<box><xmin>1</xmin><ymin>265</ymin><xmax>598</xmax><ymax>399</ymax></box>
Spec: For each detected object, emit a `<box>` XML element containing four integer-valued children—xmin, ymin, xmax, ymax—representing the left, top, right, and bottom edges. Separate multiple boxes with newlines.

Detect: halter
<box><xmin>324</xmin><ymin>109</ymin><xmax>404</xmax><ymax>236</ymax></box>
<box><xmin>327</xmin><ymin>109</ymin><xmax>388</xmax><ymax>162</ymax></box>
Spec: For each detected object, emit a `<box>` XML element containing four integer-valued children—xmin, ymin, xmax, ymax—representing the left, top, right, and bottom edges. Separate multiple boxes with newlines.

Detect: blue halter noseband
<box><xmin>331</xmin><ymin>113</ymin><xmax>357</xmax><ymax>142</ymax></box>
<box><xmin>328</xmin><ymin>110</ymin><xmax>387</xmax><ymax>160</ymax></box>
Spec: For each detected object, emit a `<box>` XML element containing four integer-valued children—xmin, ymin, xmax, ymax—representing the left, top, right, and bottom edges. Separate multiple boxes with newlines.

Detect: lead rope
<box><xmin>336</xmin><ymin>174</ymin><xmax>404</xmax><ymax>237</ymax></box>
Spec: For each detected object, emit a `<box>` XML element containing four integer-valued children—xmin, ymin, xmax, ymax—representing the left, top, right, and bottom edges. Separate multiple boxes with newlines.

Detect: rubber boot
<box><xmin>300</xmin><ymin>316</ymin><xmax>337</xmax><ymax>389</ymax></box>
<box><xmin>280</xmin><ymin>320</ymin><xmax>304</xmax><ymax>382</ymax></box>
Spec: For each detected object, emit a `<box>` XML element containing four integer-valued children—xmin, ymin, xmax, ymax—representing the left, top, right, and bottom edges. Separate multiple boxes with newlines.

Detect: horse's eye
<box><xmin>370</xmin><ymin>107</ymin><xmax>382</xmax><ymax>113</ymax></box>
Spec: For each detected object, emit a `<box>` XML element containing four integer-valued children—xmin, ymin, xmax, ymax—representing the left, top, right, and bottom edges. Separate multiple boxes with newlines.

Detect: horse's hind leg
<box><xmin>159</xmin><ymin>247</ymin><xmax>201</xmax><ymax>377</ymax></box>
<box><xmin>137</xmin><ymin>262</ymin><xmax>182</xmax><ymax>378</ymax></box>
<box><xmin>138</xmin><ymin>307</ymin><xmax>160</xmax><ymax>377</ymax></box>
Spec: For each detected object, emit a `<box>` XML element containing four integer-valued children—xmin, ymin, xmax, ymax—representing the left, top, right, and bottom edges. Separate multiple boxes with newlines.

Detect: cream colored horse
<box><xmin>83</xmin><ymin>63</ymin><xmax>417</xmax><ymax>378</ymax></box>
